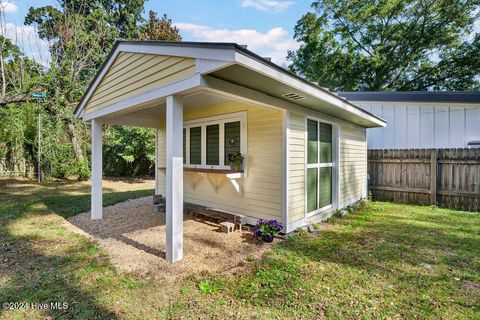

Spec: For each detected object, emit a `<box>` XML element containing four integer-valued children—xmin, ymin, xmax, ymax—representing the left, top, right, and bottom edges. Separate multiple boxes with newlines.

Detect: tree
<box><xmin>25</xmin><ymin>0</ymin><xmax>144</xmax><ymax>40</ymax></box>
<box><xmin>288</xmin><ymin>0</ymin><xmax>480</xmax><ymax>91</ymax></box>
<box><xmin>138</xmin><ymin>10</ymin><xmax>182</xmax><ymax>41</ymax></box>
<box><xmin>25</xmin><ymin>1</ymin><xmax>123</xmax><ymax>178</ymax></box>
<box><xmin>22</xmin><ymin>1</ymin><xmax>184</xmax><ymax>179</ymax></box>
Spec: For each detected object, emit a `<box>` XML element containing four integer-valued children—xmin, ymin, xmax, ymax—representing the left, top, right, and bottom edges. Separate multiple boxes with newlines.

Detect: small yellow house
<box><xmin>75</xmin><ymin>41</ymin><xmax>386</xmax><ymax>262</ymax></box>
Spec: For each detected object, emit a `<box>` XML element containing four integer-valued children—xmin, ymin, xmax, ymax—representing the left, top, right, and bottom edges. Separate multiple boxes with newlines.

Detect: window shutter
<box><xmin>224</xmin><ymin>121</ymin><xmax>241</xmax><ymax>164</ymax></box>
<box><xmin>183</xmin><ymin>128</ymin><xmax>186</xmax><ymax>164</ymax></box>
<box><xmin>189</xmin><ymin>126</ymin><xmax>202</xmax><ymax>165</ymax></box>
<box><xmin>206</xmin><ymin>124</ymin><xmax>219</xmax><ymax>165</ymax></box>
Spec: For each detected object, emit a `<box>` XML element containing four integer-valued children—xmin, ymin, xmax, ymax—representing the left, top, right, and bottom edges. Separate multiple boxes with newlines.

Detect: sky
<box><xmin>1</xmin><ymin>0</ymin><xmax>313</xmax><ymax>66</ymax></box>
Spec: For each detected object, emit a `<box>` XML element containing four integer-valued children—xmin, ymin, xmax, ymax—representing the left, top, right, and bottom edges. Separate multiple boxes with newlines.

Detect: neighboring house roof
<box><xmin>338</xmin><ymin>91</ymin><xmax>480</xmax><ymax>104</ymax></box>
<box><xmin>76</xmin><ymin>40</ymin><xmax>386</xmax><ymax>128</ymax></box>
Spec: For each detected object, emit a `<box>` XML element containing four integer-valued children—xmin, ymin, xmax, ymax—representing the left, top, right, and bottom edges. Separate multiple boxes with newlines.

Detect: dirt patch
<box><xmin>463</xmin><ymin>280</ymin><xmax>480</xmax><ymax>293</ymax></box>
<box><xmin>66</xmin><ymin>197</ymin><xmax>277</xmax><ymax>280</ymax></box>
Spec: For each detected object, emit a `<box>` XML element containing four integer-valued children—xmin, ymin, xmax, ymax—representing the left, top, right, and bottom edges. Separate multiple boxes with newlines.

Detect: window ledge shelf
<box><xmin>157</xmin><ymin>167</ymin><xmax>244</xmax><ymax>195</ymax></box>
<box><xmin>157</xmin><ymin>167</ymin><xmax>243</xmax><ymax>174</ymax></box>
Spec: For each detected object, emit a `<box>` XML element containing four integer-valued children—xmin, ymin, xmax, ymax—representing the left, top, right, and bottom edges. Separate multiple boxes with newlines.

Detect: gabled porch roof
<box><xmin>75</xmin><ymin>40</ymin><xmax>386</xmax><ymax>128</ymax></box>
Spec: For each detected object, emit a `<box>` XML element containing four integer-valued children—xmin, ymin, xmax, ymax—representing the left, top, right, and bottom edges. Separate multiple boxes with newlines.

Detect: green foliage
<box><xmin>289</xmin><ymin>0</ymin><xmax>480</xmax><ymax>91</ymax></box>
<box><xmin>103</xmin><ymin>125</ymin><xmax>156</xmax><ymax>177</ymax></box>
<box><xmin>198</xmin><ymin>280</ymin><xmax>220</xmax><ymax>294</ymax></box>
<box><xmin>294</xmin><ymin>227</ymin><xmax>308</xmax><ymax>237</ymax></box>
<box><xmin>0</xmin><ymin>1</ymin><xmax>183</xmax><ymax>179</ymax></box>
<box><xmin>138</xmin><ymin>10</ymin><xmax>182</xmax><ymax>41</ymax></box>
<box><xmin>1</xmin><ymin>179</ymin><xmax>479</xmax><ymax>318</ymax></box>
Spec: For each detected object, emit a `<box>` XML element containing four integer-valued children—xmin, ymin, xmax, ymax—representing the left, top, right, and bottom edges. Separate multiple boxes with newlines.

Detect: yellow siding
<box><xmin>287</xmin><ymin>110</ymin><xmax>367</xmax><ymax>224</ymax></box>
<box><xmin>85</xmin><ymin>53</ymin><xmax>195</xmax><ymax>112</ymax></box>
<box><xmin>339</xmin><ymin>126</ymin><xmax>367</xmax><ymax>204</ymax></box>
<box><xmin>157</xmin><ymin>100</ymin><xmax>283</xmax><ymax>222</ymax></box>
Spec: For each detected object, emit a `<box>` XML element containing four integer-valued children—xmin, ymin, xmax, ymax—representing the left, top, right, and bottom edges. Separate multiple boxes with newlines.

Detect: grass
<box><xmin>0</xmin><ymin>177</ymin><xmax>479</xmax><ymax>319</ymax></box>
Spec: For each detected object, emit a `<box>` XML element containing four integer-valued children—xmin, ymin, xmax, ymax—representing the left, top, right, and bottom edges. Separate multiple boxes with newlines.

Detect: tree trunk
<box><xmin>67</xmin><ymin>122</ymin><xmax>84</xmax><ymax>162</ymax></box>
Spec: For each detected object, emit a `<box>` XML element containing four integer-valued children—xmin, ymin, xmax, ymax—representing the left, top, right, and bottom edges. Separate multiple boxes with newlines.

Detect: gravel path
<box><xmin>66</xmin><ymin>197</ymin><xmax>277</xmax><ymax>280</ymax></box>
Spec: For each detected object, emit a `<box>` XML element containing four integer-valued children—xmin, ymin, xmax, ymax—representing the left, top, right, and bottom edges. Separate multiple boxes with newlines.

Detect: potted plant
<box><xmin>228</xmin><ymin>152</ymin><xmax>244</xmax><ymax>171</ymax></box>
<box><xmin>253</xmin><ymin>219</ymin><xmax>283</xmax><ymax>243</ymax></box>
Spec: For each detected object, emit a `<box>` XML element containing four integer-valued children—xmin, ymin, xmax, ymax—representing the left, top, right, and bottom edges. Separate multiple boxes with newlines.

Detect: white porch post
<box><xmin>166</xmin><ymin>95</ymin><xmax>183</xmax><ymax>262</ymax></box>
<box><xmin>91</xmin><ymin>119</ymin><xmax>103</xmax><ymax>220</ymax></box>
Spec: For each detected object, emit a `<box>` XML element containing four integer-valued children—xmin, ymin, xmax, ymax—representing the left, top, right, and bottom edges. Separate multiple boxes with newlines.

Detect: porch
<box><xmin>87</xmin><ymin>88</ymin><xmax>285</xmax><ymax>263</ymax></box>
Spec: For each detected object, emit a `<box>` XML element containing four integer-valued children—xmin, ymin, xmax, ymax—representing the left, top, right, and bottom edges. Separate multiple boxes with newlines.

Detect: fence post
<box><xmin>430</xmin><ymin>149</ymin><xmax>437</xmax><ymax>205</ymax></box>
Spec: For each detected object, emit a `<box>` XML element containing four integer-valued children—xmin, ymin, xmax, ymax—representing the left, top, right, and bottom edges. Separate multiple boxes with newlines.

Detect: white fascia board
<box><xmin>98</xmin><ymin>115</ymin><xmax>161</xmax><ymax>128</ymax></box>
<box><xmin>83</xmin><ymin>74</ymin><xmax>202</xmax><ymax>120</ymax></box>
<box><xmin>195</xmin><ymin>58</ymin><xmax>235</xmax><ymax>74</ymax></box>
<box><xmin>119</xmin><ymin>42</ymin><xmax>235</xmax><ymax>61</ymax></box>
<box><xmin>234</xmin><ymin>52</ymin><xmax>386</xmax><ymax>128</ymax></box>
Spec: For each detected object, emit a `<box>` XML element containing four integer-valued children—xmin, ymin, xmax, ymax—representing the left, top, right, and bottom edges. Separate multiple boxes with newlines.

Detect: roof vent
<box><xmin>263</xmin><ymin>57</ymin><xmax>272</xmax><ymax>62</ymax></box>
<box><xmin>240</xmin><ymin>44</ymin><xmax>248</xmax><ymax>49</ymax></box>
<box><xmin>283</xmin><ymin>92</ymin><xmax>305</xmax><ymax>100</ymax></box>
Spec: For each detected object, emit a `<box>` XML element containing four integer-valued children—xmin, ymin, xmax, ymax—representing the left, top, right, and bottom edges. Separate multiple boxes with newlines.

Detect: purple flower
<box><xmin>252</xmin><ymin>219</ymin><xmax>283</xmax><ymax>243</ymax></box>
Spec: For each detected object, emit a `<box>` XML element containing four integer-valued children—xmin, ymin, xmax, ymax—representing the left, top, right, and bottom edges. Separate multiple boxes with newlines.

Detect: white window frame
<box><xmin>183</xmin><ymin>111</ymin><xmax>247</xmax><ymax>171</ymax></box>
<box><xmin>305</xmin><ymin>116</ymin><xmax>339</xmax><ymax>218</ymax></box>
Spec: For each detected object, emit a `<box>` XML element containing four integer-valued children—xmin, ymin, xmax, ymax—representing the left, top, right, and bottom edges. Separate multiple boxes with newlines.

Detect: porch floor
<box><xmin>66</xmin><ymin>196</ymin><xmax>277</xmax><ymax>280</ymax></box>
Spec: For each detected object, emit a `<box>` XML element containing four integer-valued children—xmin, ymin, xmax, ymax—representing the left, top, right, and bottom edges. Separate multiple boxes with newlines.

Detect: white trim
<box><xmin>282</xmin><ymin>110</ymin><xmax>288</xmax><ymax>232</ymax></box>
<box><xmin>334</xmin><ymin>125</ymin><xmax>340</xmax><ymax>210</ymax></box>
<box><xmin>219</xmin><ymin>121</ymin><xmax>225</xmax><ymax>167</ymax></box>
<box><xmin>195</xmin><ymin>58</ymin><xmax>234</xmax><ymax>74</ymax></box>
<box><xmin>119</xmin><ymin>42</ymin><xmax>234</xmax><ymax>61</ymax></box>
<box><xmin>304</xmin><ymin>116</ymin><xmax>340</xmax><ymax>218</ymax></box>
<box><xmin>287</xmin><ymin>218</ymin><xmax>307</xmax><ymax>233</ymax></box>
<box><xmin>307</xmin><ymin>204</ymin><xmax>333</xmax><ymax>218</ymax></box>
<box><xmin>184</xmin><ymin>111</ymin><xmax>246</xmax><ymax>125</ymax></box>
<box><xmin>91</xmin><ymin>119</ymin><xmax>103</xmax><ymax>220</ymax></box>
<box><xmin>98</xmin><ymin>114</ymin><xmax>161</xmax><ymax>128</ymax></box>
<box><xmin>364</xmin><ymin>128</ymin><xmax>369</xmax><ymax>198</ymax></box>
<box><xmin>183</xmin><ymin>111</ymin><xmax>247</xmax><ymax>172</ymax></box>
<box><xmin>165</xmin><ymin>95</ymin><xmax>184</xmax><ymax>263</ymax></box>
<box><xmin>155</xmin><ymin>129</ymin><xmax>159</xmax><ymax>195</ymax></box>
<box><xmin>307</xmin><ymin>207</ymin><xmax>336</xmax><ymax>224</ymax></box>
<box><xmin>200</xmin><ymin>125</ymin><xmax>207</xmax><ymax>165</ymax></box>
<box><xmin>340</xmin><ymin>195</ymin><xmax>364</xmax><ymax>209</ymax></box>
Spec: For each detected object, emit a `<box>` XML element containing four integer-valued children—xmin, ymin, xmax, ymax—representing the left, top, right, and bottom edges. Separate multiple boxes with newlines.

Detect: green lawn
<box><xmin>0</xmin><ymin>178</ymin><xmax>479</xmax><ymax>319</ymax></box>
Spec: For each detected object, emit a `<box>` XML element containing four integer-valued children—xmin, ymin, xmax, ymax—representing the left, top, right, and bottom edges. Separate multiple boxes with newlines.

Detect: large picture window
<box><xmin>183</xmin><ymin>113</ymin><xmax>245</xmax><ymax>170</ymax></box>
<box><xmin>307</xmin><ymin>119</ymin><xmax>334</xmax><ymax>214</ymax></box>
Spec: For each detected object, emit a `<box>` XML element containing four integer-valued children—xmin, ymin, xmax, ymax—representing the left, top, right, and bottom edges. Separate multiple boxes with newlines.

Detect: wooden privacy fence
<box><xmin>368</xmin><ymin>148</ymin><xmax>480</xmax><ymax>212</ymax></box>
